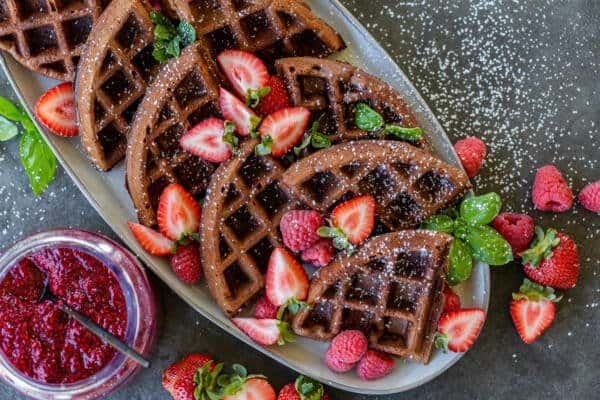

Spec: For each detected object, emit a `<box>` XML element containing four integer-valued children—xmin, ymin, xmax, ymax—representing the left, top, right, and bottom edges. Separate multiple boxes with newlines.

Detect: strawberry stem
<box><xmin>512</xmin><ymin>278</ymin><xmax>562</xmax><ymax>302</ymax></box>
<box><xmin>520</xmin><ymin>227</ymin><xmax>560</xmax><ymax>268</ymax></box>
<box><xmin>434</xmin><ymin>332</ymin><xmax>450</xmax><ymax>353</ymax></box>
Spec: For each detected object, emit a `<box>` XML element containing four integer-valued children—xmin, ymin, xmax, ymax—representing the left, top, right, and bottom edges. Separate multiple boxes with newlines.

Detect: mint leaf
<box><xmin>0</xmin><ymin>115</ymin><xmax>19</xmax><ymax>141</ymax></box>
<box><xmin>150</xmin><ymin>11</ymin><xmax>174</xmax><ymax>30</ymax></box>
<box><xmin>20</xmin><ymin>128</ymin><xmax>56</xmax><ymax>195</ymax></box>
<box><xmin>178</xmin><ymin>20</ymin><xmax>196</xmax><ymax>46</ymax></box>
<box><xmin>355</xmin><ymin>103</ymin><xmax>384</xmax><ymax>131</ymax></box>
<box><xmin>150</xmin><ymin>12</ymin><xmax>196</xmax><ymax>63</ymax></box>
<box><xmin>383</xmin><ymin>125</ymin><xmax>423</xmax><ymax>142</ymax></box>
<box><xmin>460</xmin><ymin>192</ymin><xmax>502</xmax><ymax>226</ymax></box>
<box><xmin>447</xmin><ymin>238</ymin><xmax>473</xmax><ymax>285</ymax></box>
<box><xmin>0</xmin><ymin>96</ymin><xmax>26</xmax><ymax>122</ymax></box>
<box><xmin>165</xmin><ymin>36</ymin><xmax>181</xmax><ymax>58</ymax></box>
<box><xmin>152</xmin><ymin>42</ymin><xmax>170</xmax><ymax>63</ymax></box>
<box><xmin>465</xmin><ymin>225</ymin><xmax>513</xmax><ymax>266</ymax></box>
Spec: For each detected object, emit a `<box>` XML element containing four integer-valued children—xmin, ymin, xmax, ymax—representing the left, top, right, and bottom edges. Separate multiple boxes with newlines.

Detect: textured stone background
<box><xmin>0</xmin><ymin>1</ymin><xmax>598</xmax><ymax>398</ymax></box>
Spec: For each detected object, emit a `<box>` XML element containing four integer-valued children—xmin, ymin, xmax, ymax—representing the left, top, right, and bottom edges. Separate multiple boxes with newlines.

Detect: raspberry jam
<box><xmin>0</xmin><ymin>247</ymin><xmax>128</xmax><ymax>384</ymax></box>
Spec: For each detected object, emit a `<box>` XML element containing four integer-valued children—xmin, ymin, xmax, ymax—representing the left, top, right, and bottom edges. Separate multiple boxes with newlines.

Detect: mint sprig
<box><xmin>0</xmin><ymin>96</ymin><xmax>56</xmax><ymax>195</ymax></box>
<box><xmin>150</xmin><ymin>12</ymin><xmax>196</xmax><ymax>62</ymax></box>
<box><xmin>355</xmin><ymin>102</ymin><xmax>423</xmax><ymax>142</ymax></box>
<box><xmin>293</xmin><ymin>120</ymin><xmax>331</xmax><ymax>156</ymax></box>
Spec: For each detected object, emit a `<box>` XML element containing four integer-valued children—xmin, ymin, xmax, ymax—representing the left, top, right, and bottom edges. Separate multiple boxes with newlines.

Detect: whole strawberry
<box><xmin>170</xmin><ymin>244</ymin><xmax>203</xmax><ymax>284</ymax></box>
<box><xmin>256</xmin><ymin>76</ymin><xmax>291</xmax><ymax>116</ymax></box>
<box><xmin>521</xmin><ymin>228</ymin><xmax>579</xmax><ymax>289</ymax></box>
<box><xmin>162</xmin><ymin>353</ymin><xmax>213</xmax><ymax>400</ymax></box>
<box><xmin>278</xmin><ymin>375</ymin><xmax>329</xmax><ymax>400</ymax></box>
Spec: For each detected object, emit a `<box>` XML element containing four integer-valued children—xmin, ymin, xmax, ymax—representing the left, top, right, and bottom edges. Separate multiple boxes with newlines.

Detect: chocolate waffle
<box><xmin>200</xmin><ymin>140</ymin><xmax>469</xmax><ymax>315</ymax></box>
<box><xmin>126</xmin><ymin>42</ymin><xmax>222</xmax><ymax>227</ymax></box>
<box><xmin>0</xmin><ymin>0</ymin><xmax>110</xmax><ymax>81</ymax></box>
<box><xmin>169</xmin><ymin>0</ymin><xmax>345</xmax><ymax>70</ymax></box>
<box><xmin>292</xmin><ymin>230</ymin><xmax>451</xmax><ymax>363</ymax></box>
<box><xmin>76</xmin><ymin>0</ymin><xmax>165</xmax><ymax>170</ymax></box>
<box><xmin>276</xmin><ymin>57</ymin><xmax>427</xmax><ymax>149</ymax></box>
<box><xmin>282</xmin><ymin>140</ymin><xmax>471</xmax><ymax>230</ymax></box>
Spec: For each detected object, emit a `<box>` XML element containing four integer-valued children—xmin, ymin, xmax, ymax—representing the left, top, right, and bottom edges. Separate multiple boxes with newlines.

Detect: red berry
<box><xmin>223</xmin><ymin>378</ymin><xmax>276</xmax><ymax>400</ymax></box>
<box><xmin>280</xmin><ymin>210</ymin><xmax>323</xmax><ymax>253</ymax></box>
<box><xmin>217</xmin><ymin>50</ymin><xmax>269</xmax><ymax>102</ymax></box>
<box><xmin>180</xmin><ymin>118</ymin><xmax>232</xmax><ymax>163</ymax></box>
<box><xmin>232</xmin><ymin>318</ymin><xmax>292</xmax><ymax>346</ymax></box>
<box><xmin>162</xmin><ymin>353</ymin><xmax>213</xmax><ymax>398</ymax></box>
<box><xmin>265</xmin><ymin>248</ymin><xmax>309</xmax><ymax>307</ymax></box>
<box><xmin>329</xmin><ymin>330</ymin><xmax>368</xmax><ymax>364</ymax></box>
<box><xmin>531</xmin><ymin>165</ymin><xmax>573</xmax><ymax>212</ymax></box>
<box><xmin>578</xmin><ymin>180</ymin><xmax>600</xmax><ymax>213</ymax></box>
<box><xmin>331</xmin><ymin>195</ymin><xmax>375</xmax><ymax>245</ymax></box>
<box><xmin>454</xmin><ymin>136</ymin><xmax>486</xmax><ymax>178</ymax></box>
<box><xmin>128</xmin><ymin>221</ymin><xmax>173</xmax><ymax>256</ymax></box>
<box><xmin>277</xmin><ymin>377</ymin><xmax>329</xmax><ymax>400</ymax></box>
<box><xmin>253</xmin><ymin>295</ymin><xmax>279</xmax><ymax>319</ymax></box>
<box><xmin>256</xmin><ymin>76</ymin><xmax>291</xmax><ymax>117</ymax></box>
<box><xmin>220</xmin><ymin>88</ymin><xmax>260</xmax><ymax>136</ymax></box>
<box><xmin>442</xmin><ymin>285</ymin><xmax>461</xmax><ymax>314</ymax></box>
<box><xmin>436</xmin><ymin>309</ymin><xmax>486</xmax><ymax>353</ymax></box>
<box><xmin>509</xmin><ymin>279</ymin><xmax>559</xmax><ymax>344</ymax></box>
<box><xmin>324</xmin><ymin>347</ymin><xmax>354</xmax><ymax>373</ymax></box>
<box><xmin>157</xmin><ymin>183</ymin><xmax>202</xmax><ymax>241</ymax></box>
<box><xmin>35</xmin><ymin>82</ymin><xmax>78</xmax><ymax>137</ymax></box>
<box><xmin>170</xmin><ymin>244</ymin><xmax>202</xmax><ymax>284</ymax></box>
<box><xmin>301</xmin><ymin>239</ymin><xmax>334</xmax><ymax>267</ymax></box>
<box><xmin>259</xmin><ymin>107</ymin><xmax>311</xmax><ymax>157</ymax></box>
<box><xmin>492</xmin><ymin>212</ymin><xmax>535</xmax><ymax>257</ymax></box>
<box><xmin>356</xmin><ymin>350</ymin><xmax>395</xmax><ymax>381</ymax></box>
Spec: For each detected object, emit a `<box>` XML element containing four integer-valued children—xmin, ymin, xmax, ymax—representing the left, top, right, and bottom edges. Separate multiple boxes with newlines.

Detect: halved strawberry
<box><xmin>435</xmin><ymin>308</ymin><xmax>486</xmax><ymax>353</ymax></box>
<box><xmin>331</xmin><ymin>195</ymin><xmax>375</xmax><ymax>245</ymax></box>
<box><xmin>128</xmin><ymin>221</ymin><xmax>173</xmax><ymax>256</ymax></box>
<box><xmin>217</xmin><ymin>50</ymin><xmax>269</xmax><ymax>105</ymax></box>
<box><xmin>180</xmin><ymin>118</ymin><xmax>232</xmax><ymax>163</ymax></box>
<box><xmin>265</xmin><ymin>248</ymin><xmax>309</xmax><ymax>309</ymax></box>
<box><xmin>223</xmin><ymin>378</ymin><xmax>276</xmax><ymax>400</ymax></box>
<box><xmin>220</xmin><ymin>88</ymin><xmax>261</xmax><ymax>136</ymax></box>
<box><xmin>157</xmin><ymin>183</ymin><xmax>202</xmax><ymax>240</ymax></box>
<box><xmin>258</xmin><ymin>107</ymin><xmax>310</xmax><ymax>157</ymax></box>
<box><xmin>510</xmin><ymin>278</ymin><xmax>560</xmax><ymax>344</ymax></box>
<box><xmin>35</xmin><ymin>82</ymin><xmax>78</xmax><ymax>137</ymax></box>
<box><xmin>232</xmin><ymin>318</ymin><xmax>294</xmax><ymax>346</ymax></box>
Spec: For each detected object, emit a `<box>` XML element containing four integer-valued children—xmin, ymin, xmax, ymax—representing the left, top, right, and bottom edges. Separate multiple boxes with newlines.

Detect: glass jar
<box><xmin>0</xmin><ymin>228</ymin><xmax>157</xmax><ymax>399</ymax></box>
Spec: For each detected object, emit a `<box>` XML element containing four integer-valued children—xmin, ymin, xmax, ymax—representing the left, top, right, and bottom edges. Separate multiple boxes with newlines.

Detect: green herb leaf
<box><xmin>152</xmin><ymin>42</ymin><xmax>170</xmax><ymax>63</ymax></box>
<box><xmin>166</xmin><ymin>36</ymin><xmax>181</xmax><ymax>58</ymax></box>
<box><xmin>383</xmin><ymin>125</ymin><xmax>423</xmax><ymax>142</ymax></box>
<box><xmin>447</xmin><ymin>238</ymin><xmax>473</xmax><ymax>285</ymax></box>
<box><xmin>293</xmin><ymin>121</ymin><xmax>331</xmax><ymax>155</ymax></box>
<box><xmin>150</xmin><ymin>11</ymin><xmax>174</xmax><ymax>29</ymax></box>
<box><xmin>19</xmin><ymin>124</ymin><xmax>56</xmax><ymax>195</ymax></box>
<box><xmin>0</xmin><ymin>96</ymin><xmax>27</xmax><ymax>122</ymax></box>
<box><xmin>421</xmin><ymin>214</ymin><xmax>455</xmax><ymax>234</ymax></box>
<box><xmin>0</xmin><ymin>115</ymin><xmax>19</xmax><ymax>141</ymax></box>
<box><xmin>465</xmin><ymin>225</ymin><xmax>514</xmax><ymax>266</ymax></box>
<box><xmin>150</xmin><ymin>12</ymin><xmax>196</xmax><ymax>63</ymax></box>
<box><xmin>249</xmin><ymin>115</ymin><xmax>261</xmax><ymax>136</ymax></box>
<box><xmin>178</xmin><ymin>20</ymin><xmax>197</xmax><ymax>46</ymax></box>
<box><xmin>246</xmin><ymin>86</ymin><xmax>271</xmax><ymax>108</ymax></box>
<box><xmin>354</xmin><ymin>103</ymin><xmax>384</xmax><ymax>131</ymax></box>
<box><xmin>154</xmin><ymin>23</ymin><xmax>176</xmax><ymax>40</ymax></box>
<box><xmin>460</xmin><ymin>192</ymin><xmax>502</xmax><ymax>226</ymax></box>
<box><xmin>255</xmin><ymin>135</ymin><xmax>273</xmax><ymax>155</ymax></box>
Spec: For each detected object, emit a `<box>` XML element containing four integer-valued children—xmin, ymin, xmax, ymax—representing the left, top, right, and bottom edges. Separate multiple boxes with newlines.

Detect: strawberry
<box><xmin>157</xmin><ymin>183</ymin><xmax>202</xmax><ymax>241</ymax></box>
<box><xmin>180</xmin><ymin>118</ymin><xmax>232</xmax><ymax>163</ymax></box>
<box><xmin>128</xmin><ymin>221</ymin><xmax>173</xmax><ymax>256</ymax></box>
<box><xmin>277</xmin><ymin>376</ymin><xmax>329</xmax><ymax>400</ymax></box>
<box><xmin>220</xmin><ymin>88</ymin><xmax>261</xmax><ymax>136</ymax></box>
<box><xmin>256</xmin><ymin>76</ymin><xmax>291</xmax><ymax>117</ymax></box>
<box><xmin>319</xmin><ymin>195</ymin><xmax>375</xmax><ymax>250</ymax></box>
<box><xmin>223</xmin><ymin>378</ymin><xmax>276</xmax><ymax>400</ymax></box>
<box><xmin>258</xmin><ymin>107</ymin><xmax>311</xmax><ymax>157</ymax></box>
<box><xmin>435</xmin><ymin>308</ymin><xmax>486</xmax><ymax>353</ymax></box>
<box><xmin>442</xmin><ymin>285</ymin><xmax>461</xmax><ymax>314</ymax></box>
<box><xmin>217</xmin><ymin>50</ymin><xmax>270</xmax><ymax>106</ymax></box>
<box><xmin>169</xmin><ymin>244</ymin><xmax>202</xmax><ymax>284</ymax></box>
<box><xmin>253</xmin><ymin>295</ymin><xmax>279</xmax><ymax>319</ymax></box>
<box><xmin>34</xmin><ymin>82</ymin><xmax>78</xmax><ymax>137</ymax></box>
<box><xmin>162</xmin><ymin>353</ymin><xmax>213</xmax><ymax>395</ymax></box>
<box><xmin>521</xmin><ymin>228</ymin><xmax>579</xmax><ymax>289</ymax></box>
<box><xmin>510</xmin><ymin>278</ymin><xmax>561</xmax><ymax>343</ymax></box>
<box><xmin>232</xmin><ymin>318</ymin><xmax>294</xmax><ymax>346</ymax></box>
<box><xmin>265</xmin><ymin>248</ymin><xmax>309</xmax><ymax>314</ymax></box>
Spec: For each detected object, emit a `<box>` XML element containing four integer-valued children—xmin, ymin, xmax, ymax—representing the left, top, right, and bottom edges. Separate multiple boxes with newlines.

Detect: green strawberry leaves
<box><xmin>293</xmin><ymin>120</ymin><xmax>331</xmax><ymax>156</ymax></box>
<box><xmin>151</xmin><ymin>12</ymin><xmax>196</xmax><ymax>63</ymax></box>
<box><xmin>247</xmin><ymin>87</ymin><xmax>271</xmax><ymax>108</ymax></box>
<box><xmin>255</xmin><ymin>134</ymin><xmax>273</xmax><ymax>156</ymax></box>
<box><xmin>222</xmin><ymin>121</ymin><xmax>239</xmax><ymax>151</ymax></box>
<box><xmin>512</xmin><ymin>278</ymin><xmax>562</xmax><ymax>303</ymax></box>
<box><xmin>520</xmin><ymin>227</ymin><xmax>560</xmax><ymax>268</ymax></box>
<box><xmin>317</xmin><ymin>225</ymin><xmax>355</xmax><ymax>254</ymax></box>
<box><xmin>193</xmin><ymin>362</ymin><xmax>267</xmax><ymax>400</ymax></box>
<box><xmin>421</xmin><ymin>192</ymin><xmax>513</xmax><ymax>285</ymax></box>
<box><xmin>295</xmin><ymin>375</ymin><xmax>326</xmax><ymax>400</ymax></box>
<box><xmin>354</xmin><ymin>102</ymin><xmax>423</xmax><ymax>142</ymax></box>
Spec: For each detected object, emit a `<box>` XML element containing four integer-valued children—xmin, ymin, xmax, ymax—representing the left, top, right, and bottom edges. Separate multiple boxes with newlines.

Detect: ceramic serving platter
<box><xmin>0</xmin><ymin>0</ymin><xmax>489</xmax><ymax>394</ymax></box>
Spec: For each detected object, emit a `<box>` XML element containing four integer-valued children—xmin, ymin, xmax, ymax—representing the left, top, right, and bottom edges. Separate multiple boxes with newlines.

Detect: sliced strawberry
<box><xmin>220</xmin><ymin>88</ymin><xmax>261</xmax><ymax>136</ymax></box>
<box><xmin>232</xmin><ymin>318</ymin><xmax>293</xmax><ymax>346</ymax></box>
<box><xmin>180</xmin><ymin>118</ymin><xmax>232</xmax><ymax>163</ymax></box>
<box><xmin>35</xmin><ymin>82</ymin><xmax>78</xmax><ymax>137</ymax></box>
<box><xmin>259</xmin><ymin>107</ymin><xmax>310</xmax><ymax>157</ymax></box>
<box><xmin>436</xmin><ymin>308</ymin><xmax>486</xmax><ymax>353</ymax></box>
<box><xmin>510</xmin><ymin>278</ymin><xmax>560</xmax><ymax>343</ymax></box>
<box><xmin>128</xmin><ymin>221</ymin><xmax>173</xmax><ymax>256</ymax></box>
<box><xmin>265</xmin><ymin>247</ymin><xmax>309</xmax><ymax>307</ymax></box>
<box><xmin>157</xmin><ymin>183</ymin><xmax>202</xmax><ymax>240</ymax></box>
<box><xmin>256</xmin><ymin>76</ymin><xmax>291</xmax><ymax>117</ymax></box>
<box><xmin>223</xmin><ymin>378</ymin><xmax>276</xmax><ymax>400</ymax></box>
<box><xmin>217</xmin><ymin>50</ymin><xmax>269</xmax><ymax>104</ymax></box>
<box><xmin>331</xmin><ymin>195</ymin><xmax>375</xmax><ymax>245</ymax></box>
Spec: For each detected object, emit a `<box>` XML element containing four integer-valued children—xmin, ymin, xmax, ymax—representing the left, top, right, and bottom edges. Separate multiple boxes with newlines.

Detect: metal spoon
<box><xmin>39</xmin><ymin>279</ymin><xmax>151</xmax><ymax>369</ymax></box>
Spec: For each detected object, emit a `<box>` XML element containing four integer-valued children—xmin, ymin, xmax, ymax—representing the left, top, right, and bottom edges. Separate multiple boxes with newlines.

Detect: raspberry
<box><xmin>301</xmin><ymin>239</ymin><xmax>334</xmax><ymax>267</ymax></box>
<box><xmin>531</xmin><ymin>165</ymin><xmax>573</xmax><ymax>212</ymax></box>
<box><xmin>492</xmin><ymin>212</ymin><xmax>535</xmax><ymax>256</ymax></box>
<box><xmin>169</xmin><ymin>244</ymin><xmax>202</xmax><ymax>284</ymax></box>
<box><xmin>256</xmin><ymin>76</ymin><xmax>291</xmax><ymax>117</ymax></box>
<box><xmin>356</xmin><ymin>350</ymin><xmax>395</xmax><ymax>381</ymax></box>
<box><xmin>324</xmin><ymin>347</ymin><xmax>354</xmax><ymax>373</ymax></box>
<box><xmin>280</xmin><ymin>210</ymin><xmax>323</xmax><ymax>253</ymax></box>
<box><xmin>329</xmin><ymin>330</ymin><xmax>368</xmax><ymax>364</ymax></box>
<box><xmin>578</xmin><ymin>180</ymin><xmax>600</xmax><ymax>213</ymax></box>
<box><xmin>442</xmin><ymin>285</ymin><xmax>461</xmax><ymax>314</ymax></box>
<box><xmin>253</xmin><ymin>295</ymin><xmax>278</xmax><ymax>319</ymax></box>
<box><xmin>453</xmin><ymin>136</ymin><xmax>486</xmax><ymax>178</ymax></box>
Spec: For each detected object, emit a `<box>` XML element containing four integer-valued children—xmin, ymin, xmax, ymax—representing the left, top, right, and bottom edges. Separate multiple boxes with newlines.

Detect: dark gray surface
<box><xmin>0</xmin><ymin>1</ymin><xmax>598</xmax><ymax>399</ymax></box>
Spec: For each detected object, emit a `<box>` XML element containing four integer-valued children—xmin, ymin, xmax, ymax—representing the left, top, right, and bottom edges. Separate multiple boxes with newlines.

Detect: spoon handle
<box><xmin>59</xmin><ymin>304</ymin><xmax>151</xmax><ymax>368</ymax></box>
